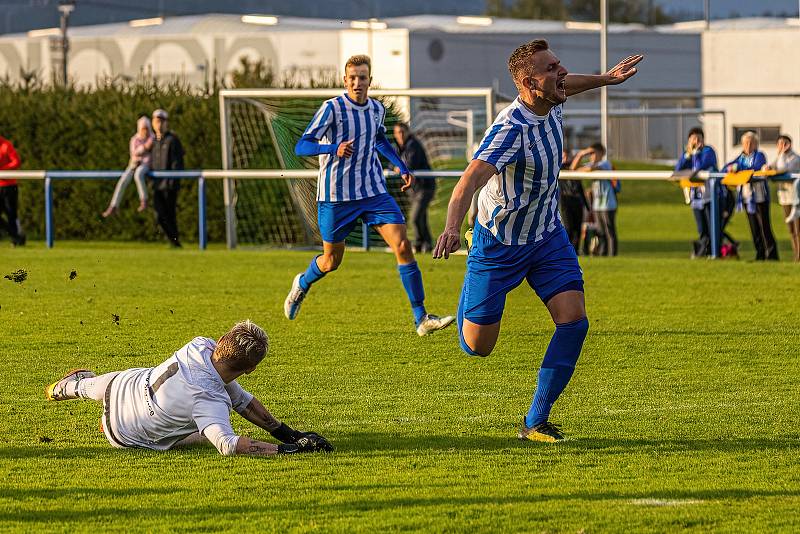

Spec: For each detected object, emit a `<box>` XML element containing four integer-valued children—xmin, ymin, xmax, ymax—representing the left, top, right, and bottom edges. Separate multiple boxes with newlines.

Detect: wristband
<box><xmin>270</xmin><ymin>422</ymin><xmax>302</xmax><ymax>443</ymax></box>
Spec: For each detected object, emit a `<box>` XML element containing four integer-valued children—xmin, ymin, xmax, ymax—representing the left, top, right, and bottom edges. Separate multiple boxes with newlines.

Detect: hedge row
<box><xmin>0</xmin><ymin>80</ymin><xmax>224</xmax><ymax>243</ymax></box>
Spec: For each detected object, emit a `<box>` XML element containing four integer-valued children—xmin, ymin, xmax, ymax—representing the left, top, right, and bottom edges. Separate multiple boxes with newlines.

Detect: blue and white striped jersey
<box><xmin>302</xmin><ymin>94</ymin><xmax>389</xmax><ymax>202</ymax></box>
<box><xmin>473</xmin><ymin>98</ymin><xmax>564</xmax><ymax>246</ymax></box>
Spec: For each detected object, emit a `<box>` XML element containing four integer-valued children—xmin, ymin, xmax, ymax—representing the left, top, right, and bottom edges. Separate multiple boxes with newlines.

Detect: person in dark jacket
<box><xmin>559</xmin><ymin>148</ymin><xmax>588</xmax><ymax>253</ymax></box>
<box><xmin>674</xmin><ymin>127</ymin><xmax>718</xmax><ymax>257</ymax></box>
<box><xmin>149</xmin><ymin>109</ymin><xmax>185</xmax><ymax>248</ymax></box>
<box><xmin>394</xmin><ymin>122</ymin><xmax>435</xmax><ymax>253</ymax></box>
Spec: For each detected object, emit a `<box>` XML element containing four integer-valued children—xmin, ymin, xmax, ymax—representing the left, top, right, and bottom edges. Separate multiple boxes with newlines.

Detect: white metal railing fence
<box><xmin>1</xmin><ymin>169</ymin><xmax>797</xmax><ymax>255</ymax></box>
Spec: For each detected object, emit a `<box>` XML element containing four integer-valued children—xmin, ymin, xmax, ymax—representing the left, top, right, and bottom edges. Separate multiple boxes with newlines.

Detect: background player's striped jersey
<box><xmin>303</xmin><ymin>94</ymin><xmax>388</xmax><ymax>202</ymax></box>
<box><xmin>473</xmin><ymin>98</ymin><xmax>564</xmax><ymax>246</ymax></box>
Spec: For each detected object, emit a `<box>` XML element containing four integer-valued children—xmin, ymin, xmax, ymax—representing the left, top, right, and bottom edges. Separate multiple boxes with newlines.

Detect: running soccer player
<box><xmin>285</xmin><ymin>54</ymin><xmax>454</xmax><ymax>336</ymax></box>
<box><xmin>433</xmin><ymin>40</ymin><xmax>643</xmax><ymax>442</ymax></box>
<box><xmin>45</xmin><ymin>320</ymin><xmax>333</xmax><ymax>457</ymax></box>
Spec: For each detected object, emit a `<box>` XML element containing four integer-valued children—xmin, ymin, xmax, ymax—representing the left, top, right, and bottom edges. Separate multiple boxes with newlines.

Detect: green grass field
<box><xmin>2</xmin><ymin>184</ymin><xmax>800</xmax><ymax>532</ymax></box>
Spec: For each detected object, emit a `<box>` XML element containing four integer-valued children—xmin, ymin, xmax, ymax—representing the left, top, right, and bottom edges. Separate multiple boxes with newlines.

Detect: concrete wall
<box><xmin>408</xmin><ymin>30</ymin><xmax>702</xmax><ymax>160</ymax></box>
<box><xmin>703</xmin><ymin>27</ymin><xmax>800</xmax><ymax>162</ymax></box>
<box><xmin>0</xmin><ymin>29</ymin><xmax>409</xmax><ymax>90</ymax></box>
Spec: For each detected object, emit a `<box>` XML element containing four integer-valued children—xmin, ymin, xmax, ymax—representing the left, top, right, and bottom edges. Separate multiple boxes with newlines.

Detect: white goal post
<box><xmin>218</xmin><ymin>88</ymin><xmax>495</xmax><ymax>249</ymax></box>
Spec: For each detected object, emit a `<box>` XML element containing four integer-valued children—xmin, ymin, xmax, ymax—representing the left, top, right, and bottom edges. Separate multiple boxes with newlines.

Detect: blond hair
<box><xmin>345</xmin><ymin>54</ymin><xmax>371</xmax><ymax>75</ymax></box>
<box><xmin>213</xmin><ymin>320</ymin><xmax>269</xmax><ymax>372</ymax></box>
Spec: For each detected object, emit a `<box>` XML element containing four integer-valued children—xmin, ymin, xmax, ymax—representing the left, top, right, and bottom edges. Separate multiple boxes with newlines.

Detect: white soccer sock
<box><xmin>78</xmin><ymin>372</ymin><xmax>119</xmax><ymax>401</ymax></box>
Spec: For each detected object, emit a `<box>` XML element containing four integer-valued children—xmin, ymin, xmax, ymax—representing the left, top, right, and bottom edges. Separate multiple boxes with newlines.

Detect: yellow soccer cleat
<box><xmin>45</xmin><ymin>369</ymin><xmax>96</xmax><ymax>401</ymax></box>
<box><xmin>518</xmin><ymin>420</ymin><xmax>565</xmax><ymax>443</ymax></box>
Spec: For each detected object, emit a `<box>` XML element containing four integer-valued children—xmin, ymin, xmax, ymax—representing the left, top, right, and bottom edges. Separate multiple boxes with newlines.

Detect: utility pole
<box><xmin>704</xmin><ymin>0</ymin><xmax>710</xmax><ymax>29</ymax></box>
<box><xmin>600</xmin><ymin>0</ymin><xmax>609</xmax><ymax>152</ymax></box>
<box><xmin>57</xmin><ymin>0</ymin><xmax>76</xmax><ymax>86</ymax></box>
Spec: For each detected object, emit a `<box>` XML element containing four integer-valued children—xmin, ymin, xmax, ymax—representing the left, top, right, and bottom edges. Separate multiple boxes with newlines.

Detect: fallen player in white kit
<box><xmin>45</xmin><ymin>320</ymin><xmax>333</xmax><ymax>457</ymax></box>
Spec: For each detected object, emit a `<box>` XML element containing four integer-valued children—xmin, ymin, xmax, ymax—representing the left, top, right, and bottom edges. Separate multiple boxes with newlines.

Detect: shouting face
<box><xmin>527</xmin><ymin>49</ymin><xmax>568</xmax><ymax>105</ymax></box>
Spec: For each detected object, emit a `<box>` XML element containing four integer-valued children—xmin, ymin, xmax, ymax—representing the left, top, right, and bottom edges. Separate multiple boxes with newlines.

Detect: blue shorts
<box><xmin>317</xmin><ymin>193</ymin><xmax>406</xmax><ymax>243</ymax></box>
<box><xmin>458</xmin><ymin>224</ymin><xmax>584</xmax><ymax>325</ymax></box>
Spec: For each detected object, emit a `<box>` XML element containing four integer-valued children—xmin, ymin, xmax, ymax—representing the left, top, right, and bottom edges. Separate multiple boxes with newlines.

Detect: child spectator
<box><xmin>103</xmin><ymin>116</ymin><xmax>152</xmax><ymax>217</ymax></box>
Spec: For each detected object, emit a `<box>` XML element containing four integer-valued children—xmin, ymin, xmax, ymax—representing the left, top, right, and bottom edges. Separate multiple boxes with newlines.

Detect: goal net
<box><xmin>219</xmin><ymin>88</ymin><xmax>494</xmax><ymax>248</ymax></box>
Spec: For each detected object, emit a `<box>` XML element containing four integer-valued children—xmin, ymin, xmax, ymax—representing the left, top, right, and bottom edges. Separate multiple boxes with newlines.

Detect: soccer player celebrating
<box><xmin>45</xmin><ymin>320</ymin><xmax>333</xmax><ymax>457</ymax></box>
<box><xmin>285</xmin><ymin>54</ymin><xmax>453</xmax><ymax>336</ymax></box>
<box><xmin>433</xmin><ymin>40</ymin><xmax>642</xmax><ymax>442</ymax></box>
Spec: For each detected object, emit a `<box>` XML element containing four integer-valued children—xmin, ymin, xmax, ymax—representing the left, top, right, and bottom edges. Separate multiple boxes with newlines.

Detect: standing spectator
<box><xmin>149</xmin><ymin>109</ymin><xmax>184</xmax><ymax>248</ymax></box>
<box><xmin>559</xmin><ymin>147</ymin><xmax>588</xmax><ymax>253</ymax></box>
<box><xmin>0</xmin><ymin>135</ymin><xmax>24</xmax><ymax>246</ymax></box>
<box><xmin>572</xmin><ymin>143</ymin><xmax>620</xmax><ymax>256</ymax></box>
<box><xmin>764</xmin><ymin>134</ymin><xmax>800</xmax><ymax>261</ymax></box>
<box><xmin>393</xmin><ymin>123</ymin><xmax>435</xmax><ymax>253</ymax></box>
<box><xmin>726</xmin><ymin>131</ymin><xmax>776</xmax><ymax>260</ymax></box>
<box><xmin>674</xmin><ymin>127</ymin><xmax>718</xmax><ymax>257</ymax></box>
<box><xmin>103</xmin><ymin>116</ymin><xmax>153</xmax><ymax>217</ymax></box>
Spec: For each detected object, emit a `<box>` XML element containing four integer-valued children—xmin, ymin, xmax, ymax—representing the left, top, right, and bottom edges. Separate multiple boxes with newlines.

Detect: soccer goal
<box><xmin>218</xmin><ymin>88</ymin><xmax>495</xmax><ymax>249</ymax></box>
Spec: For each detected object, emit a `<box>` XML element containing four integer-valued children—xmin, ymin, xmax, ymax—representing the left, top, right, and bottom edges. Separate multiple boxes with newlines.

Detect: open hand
<box><xmin>605</xmin><ymin>54</ymin><xmax>644</xmax><ymax>85</ymax></box>
<box><xmin>278</xmin><ymin>432</ymin><xmax>334</xmax><ymax>454</ymax></box>
<box><xmin>301</xmin><ymin>432</ymin><xmax>334</xmax><ymax>452</ymax></box>
<box><xmin>400</xmin><ymin>173</ymin><xmax>415</xmax><ymax>192</ymax></box>
<box><xmin>433</xmin><ymin>228</ymin><xmax>461</xmax><ymax>259</ymax></box>
<box><xmin>337</xmin><ymin>140</ymin><xmax>355</xmax><ymax>158</ymax></box>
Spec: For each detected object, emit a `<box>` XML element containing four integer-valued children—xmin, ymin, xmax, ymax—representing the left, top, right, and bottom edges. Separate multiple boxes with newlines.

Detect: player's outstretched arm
<box><xmin>235</xmin><ymin>434</ymin><xmax>331</xmax><ymax>456</ymax></box>
<box><xmin>238</xmin><ymin>398</ymin><xmax>334</xmax><ymax>452</ymax></box>
<box><xmin>433</xmin><ymin>159</ymin><xmax>498</xmax><ymax>259</ymax></box>
<box><xmin>565</xmin><ymin>54</ymin><xmax>644</xmax><ymax>97</ymax></box>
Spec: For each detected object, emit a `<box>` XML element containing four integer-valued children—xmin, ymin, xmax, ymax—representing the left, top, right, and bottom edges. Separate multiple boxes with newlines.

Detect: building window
<box><xmin>428</xmin><ymin>39</ymin><xmax>444</xmax><ymax>62</ymax></box>
<box><xmin>732</xmin><ymin>126</ymin><xmax>781</xmax><ymax>145</ymax></box>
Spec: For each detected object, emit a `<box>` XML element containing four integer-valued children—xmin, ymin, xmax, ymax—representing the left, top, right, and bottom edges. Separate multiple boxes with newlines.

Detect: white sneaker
<box><xmin>45</xmin><ymin>369</ymin><xmax>96</xmax><ymax>401</ymax></box>
<box><xmin>416</xmin><ymin>314</ymin><xmax>455</xmax><ymax>336</ymax></box>
<box><xmin>284</xmin><ymin>273</ymin><xmax>307</xmax><ymax>320</ymax></box>
<box><xmin>786</xmin><ymin>205</ymin><xmax>800</xmax><ymax>224</ymax></box>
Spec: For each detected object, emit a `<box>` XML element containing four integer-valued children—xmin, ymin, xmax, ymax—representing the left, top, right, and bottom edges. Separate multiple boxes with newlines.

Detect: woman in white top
<box><xmin>764</xmin><ymin>134</ymin><xmax>800</xmax><ymax>261</ymax></box>
<box><xmin>102</xmin><ymin>116</ymin><xmax>153</xmax><ymax>217</ymax></box>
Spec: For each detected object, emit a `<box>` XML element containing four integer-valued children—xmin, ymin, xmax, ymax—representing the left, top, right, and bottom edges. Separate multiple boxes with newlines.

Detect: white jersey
<box><xmin>473</xmin><ymin>97</ymin><xmax>564</xmax><ymax>246</ymax></box>
<box><xmin>102</xmin><ymin>337</ymin><xmax>253</xmax><ymax>453</ymax></box>
<box><xmin>302</xmin><ymin>94</ymin><xmax>389</xmax><ymax>202</ymax></box>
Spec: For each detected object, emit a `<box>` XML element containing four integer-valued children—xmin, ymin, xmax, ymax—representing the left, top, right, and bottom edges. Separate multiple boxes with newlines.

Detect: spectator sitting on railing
<box><xmin>726</xmin><ymin>131</ymin><xmax>776</xmax><ymax>261</ymax></box>
<box><xmin>149</xmin><ymin>109</ymin><xmax>185</xmax><ymax>248</ymax></box>
<box><xmin>572</xmin><ymin>143</ymin><xmax>619</xmax><ymax>256</ymax></box>
<box><xmin>763</xmin><ymin>134</ymin><xmax>800</xmax><ymax>261</ymax></box>
<box><xmin>560</xmin><ymin>148</ymin><xmax>589</xmax><ymax>254</ymax></box>
<box><xmin>102</xmin><ymin>116</ymin><xmax>153</xmax><ymax>218</ymax></box>
<box><xmin>393</xmin><ymin>122</ymin><xmax>435</xmax><ymax>253</ymax></box>
<box><xmin>675</xmin><ymin>127</ymin><xmax>718</xmax><ymax>257</ymax></box>
<box><xmin>0</xmin><ymin>135</ymin><xmax>25</xmax><ymax>247</ymax></box>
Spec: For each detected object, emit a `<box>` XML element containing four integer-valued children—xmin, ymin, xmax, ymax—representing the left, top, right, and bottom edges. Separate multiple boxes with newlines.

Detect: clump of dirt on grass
<box><xmin>4</xmin><ymin>269</ymin><xmax>27</xmax><ymax>283</ymax></box>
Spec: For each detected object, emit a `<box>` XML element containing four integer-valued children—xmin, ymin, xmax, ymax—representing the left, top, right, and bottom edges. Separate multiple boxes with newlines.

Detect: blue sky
<box><xmin>662</xmin><ymin>0</ymin><xmax>799</xmax><ymax>18</ymax></box>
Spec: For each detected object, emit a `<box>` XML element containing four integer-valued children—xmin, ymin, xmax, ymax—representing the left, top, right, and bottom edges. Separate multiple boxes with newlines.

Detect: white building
<box><xmin>701</xmin><ymin>17</ymin><xmax>800</xmax><ymax>162</ymax></box>
<box><xmin>2</xmin><ymin>14</ymin><xmax>798</xmax><ymax>162</ymax></box>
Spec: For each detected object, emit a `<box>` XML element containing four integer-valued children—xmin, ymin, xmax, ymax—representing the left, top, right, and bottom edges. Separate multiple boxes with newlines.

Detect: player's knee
<box><xmin>459</xmin><ymin>328</ymin><xmax>492</xmax><ymax>357</ymax></box>
<box><xmin>395</xmin><ymin>239</ymin><xmax>414</xmax><ymax>261</ymax></box>
<box><xmin>318</xmin><ymin>254</ymin><xmax>341</xmax><ymax>272</ymax></box>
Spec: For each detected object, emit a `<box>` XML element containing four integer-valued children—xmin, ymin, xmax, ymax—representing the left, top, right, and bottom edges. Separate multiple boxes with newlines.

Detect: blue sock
<box><xmin>299</xmin><ymin>255</ymin><xmax>325</xmax><ymax>292</ymax></box>
<box><xmin>525</xmin><ymin>317</ymin><xmax>589</xmax><ymax>428</ymax></box>
<box><xmin>397</xmin><ymin>261</ymin><xmax>427</xmax><ymax>324</ymax></box>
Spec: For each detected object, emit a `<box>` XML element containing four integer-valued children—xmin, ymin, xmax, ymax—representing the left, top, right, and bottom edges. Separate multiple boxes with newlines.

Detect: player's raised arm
<box><xmin>433</xmin><ymin>159</ymin><xmax>498</xmax><ymax>259</ymax></box>
<box><xmin>565</xmin><ymin>54</ymin><xmax>644</xmax><ymax>96</ymax></box>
